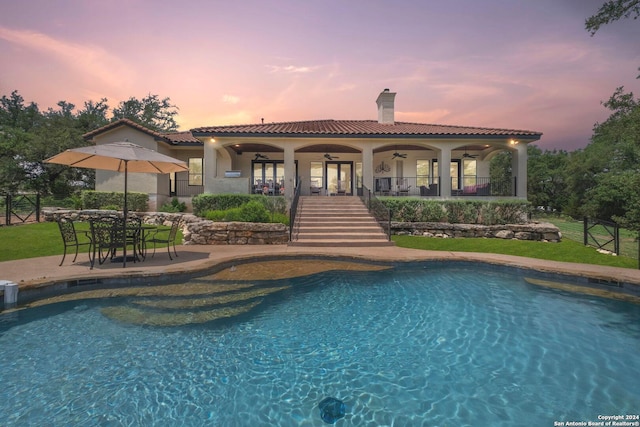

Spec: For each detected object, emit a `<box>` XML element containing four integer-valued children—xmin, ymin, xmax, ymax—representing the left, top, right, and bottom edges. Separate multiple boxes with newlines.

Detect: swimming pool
<box><xmin>1</xmin><ymin>261</ymin><xmax>639</xmax><ymax>426</ymax></box>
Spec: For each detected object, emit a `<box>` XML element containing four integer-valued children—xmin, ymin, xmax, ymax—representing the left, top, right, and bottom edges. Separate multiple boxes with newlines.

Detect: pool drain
<box><xmin>318</xmin><ymin>397</ymin><xmax>346</xmax><ymax>424</ymax></box>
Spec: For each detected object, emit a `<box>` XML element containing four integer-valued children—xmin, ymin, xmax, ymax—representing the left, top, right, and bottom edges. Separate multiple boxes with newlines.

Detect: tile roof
<box><xmin>163</xmin><ymin>131</ymin><xmax>201</xmax><ymax>145</ymax></box>
<box><xmin>191</xmin><ymin>120</ymin><xmax>542</xmax><ymax>139</ymax></box>
<box><xmin>83</xmin><ymin>118</ymin><xmax>201</xmax><ymax>145</ymax></box>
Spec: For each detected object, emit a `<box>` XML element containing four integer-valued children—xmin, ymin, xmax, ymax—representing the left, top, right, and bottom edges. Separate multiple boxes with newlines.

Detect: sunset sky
<box><xmin>1</xmin><ymin>0</ymin><xmax>639</xmax><ymax>150</ymax></box>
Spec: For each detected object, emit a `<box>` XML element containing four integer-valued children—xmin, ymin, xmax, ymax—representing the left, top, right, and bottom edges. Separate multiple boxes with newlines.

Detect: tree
<box><xmin>586</xmin><ymin>0</ymin><xmax>640</xmax><ymax>35</ymax></box>
<box><xmin>566</xmin><ymin>87</ymin><xmax>640</xmax><ymax>228</ymax></box>
<box><xmin>526</xmin><ymin>145</ymin><xmax>569</xmax><ymax>212</ymax></box>
<box><xmin>0</xmin><ymin>92</ymin><xmax>42</xmax><ymax>194</ymax></box>
<box><xmin>111</xmin><ymin>94</ymin><xmax>179</xmax><ymax>132</ymax></box>
<box><xmin>0</xmin><ymin>90</ymin><xmax>183</xmax><ymax>198</ymax></box>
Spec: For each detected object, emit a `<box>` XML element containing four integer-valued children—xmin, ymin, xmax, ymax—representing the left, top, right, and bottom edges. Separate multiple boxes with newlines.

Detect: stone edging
<box><xmin>392</xmin><ymin>221</ymin><xmax>562</xmax><ymax>242</ymax></box>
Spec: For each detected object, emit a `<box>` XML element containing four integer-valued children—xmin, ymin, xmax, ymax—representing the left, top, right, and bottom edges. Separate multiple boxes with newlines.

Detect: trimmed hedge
<box><xmin>382</xmin><ymin>198</ymin><xmax>531</xmax><ymax>225</ymax></box>
<box><xmin>81</xmin><ymin>190</ymin><xmax>148</xmax><ymax>211</ymax></box>
<box><xmin>193</xmin><ymin>193</ymin><xmax>286</xmax><ymax>216</ymax></box>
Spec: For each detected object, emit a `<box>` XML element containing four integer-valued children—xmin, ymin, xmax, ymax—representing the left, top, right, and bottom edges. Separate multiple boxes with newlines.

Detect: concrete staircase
<box><xmin>289</xmin><ymin>196</ymin><xmax>394</xmax><ymax>247</ymax></box>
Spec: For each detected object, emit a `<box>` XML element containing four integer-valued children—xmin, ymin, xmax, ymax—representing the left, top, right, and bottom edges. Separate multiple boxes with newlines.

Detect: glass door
<box><xmin>325</xmin><ymin>162</ymin><xmax>352</xmax><ymax>195</ymax></box>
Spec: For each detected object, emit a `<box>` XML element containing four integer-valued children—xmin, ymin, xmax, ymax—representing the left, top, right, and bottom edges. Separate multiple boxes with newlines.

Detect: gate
<box><xmin>1</xmin><ymin>194</ymin><xmax>40</xmax><ymax>226</ymax></box>
<box><xmin>583</xmin><ymin>217</ymin><xmax>619</xmax><ymax>255</ymax></box>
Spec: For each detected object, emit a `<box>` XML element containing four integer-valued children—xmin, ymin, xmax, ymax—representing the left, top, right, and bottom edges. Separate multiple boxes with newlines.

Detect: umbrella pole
<box><xmin>123</xmin><ymin>160</ymin><xmax>128</xmax><ymax>268</ymax></box>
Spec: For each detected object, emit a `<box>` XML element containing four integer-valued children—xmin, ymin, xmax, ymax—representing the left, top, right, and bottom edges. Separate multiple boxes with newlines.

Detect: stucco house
<box><xmin>84</xmin><ymin>89</ymin><xmax>542</xmax><ymax>210</ymax></box>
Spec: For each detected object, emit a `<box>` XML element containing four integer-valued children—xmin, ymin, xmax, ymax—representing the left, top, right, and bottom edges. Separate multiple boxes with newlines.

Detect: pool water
<box><xmin>1</xmin><ymin>263</ymin><xmax>639</xmax><ymax>426</ymax></box>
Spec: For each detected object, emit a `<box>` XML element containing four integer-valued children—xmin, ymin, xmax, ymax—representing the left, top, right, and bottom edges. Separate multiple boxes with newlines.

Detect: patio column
<box><xmin>436</xmin><ymin>145</ymin><xmax>452</xmax><ymax>197</ymax></box>
<box><xmin>204</xmin><ymin>138</ymin><xmax>218</xmax><ymax>193</ymax></box>
<box><xmin>284</xmin><ymin>145</ymin><xmax>295</xmax><ymax>202</ymax></box>
<box><xmin>512</xmin><ymin>142</ymin><xmax>527</xmax><ymax>198</ymax></box>
<box><xmin>362</xmin><ymin>145</ymin><xmax>373</xmax><ymax>193</ymax></box>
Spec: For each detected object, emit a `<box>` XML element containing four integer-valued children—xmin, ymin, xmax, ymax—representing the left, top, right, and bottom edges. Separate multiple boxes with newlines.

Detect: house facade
<box><xmin>84</xmin><ymin>89</ymin><xmax>542</xmax><ymax>210</ymax></box>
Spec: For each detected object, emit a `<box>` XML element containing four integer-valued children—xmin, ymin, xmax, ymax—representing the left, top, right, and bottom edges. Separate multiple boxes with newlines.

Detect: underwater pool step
<box><xmin>101</xmin><ymin>299</ymin><xmax>264</xmax><ymax>327</ymax></box>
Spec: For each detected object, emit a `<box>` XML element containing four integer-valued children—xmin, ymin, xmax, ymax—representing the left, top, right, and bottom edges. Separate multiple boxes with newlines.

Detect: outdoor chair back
<box><xmin>89</xmin><ymin>217</ymin><xmax>140</xmax><ymax>268</ymax></box>
<box><xmin>145</xmin><ymin>216</ymin><xmax>182</xmax><ymax>260</ymax></box>
<box><xmin>57</xmin><ymin>217</ymin><xmax>92</xmax><ymax>266</ymax></box>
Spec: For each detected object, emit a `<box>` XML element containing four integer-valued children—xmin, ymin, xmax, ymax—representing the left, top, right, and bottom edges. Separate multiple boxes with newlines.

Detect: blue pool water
<box><xmin>1</xmin><ymin>263</ymin><xmax>639</xmax><ymax>426</ymax></box>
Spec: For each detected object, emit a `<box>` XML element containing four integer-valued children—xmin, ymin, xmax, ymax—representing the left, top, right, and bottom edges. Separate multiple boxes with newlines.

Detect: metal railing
<box><xmin>289</xmin><ymin>178</ymin><xmax>302</xmax><ymax>241</ymax></box>
<box><xmin>360</xmin><ymin>184</ymin><xmax>391</xmax><ymax>241</ymax></box>
<box><xmin>450</xmin><ymin>177</ymin><xmax>516</xmax><ymax>197</ymax></box>
<box><xmin>170</xmin><ymin>180</ymin><xmax>204</xmax><ymax>197</ymax></box>
<box><xmin>372</xmin><ymin>176</ymin><xmax>517</xmax><ymax>197</ymax></box>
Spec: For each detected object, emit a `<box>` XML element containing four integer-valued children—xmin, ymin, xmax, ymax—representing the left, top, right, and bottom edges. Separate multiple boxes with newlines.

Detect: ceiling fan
<box><xmin>254</xmin><ymin>153</ymin><xmax>269</xmax><ymax>160</ymax></box>
<box><xmin>392</xmin><ymin>151</ymin><xmax>407</xmax><ymax>159</ymax></box>
<box><xmin>462</xmin><ymin>149</ymin><xmax>478</xmax><ymax>159</ymax></box>
<box><xmin>324</xmin><ymin>153</ymin><xmax>339</xmax><ymax>160</ymax></box>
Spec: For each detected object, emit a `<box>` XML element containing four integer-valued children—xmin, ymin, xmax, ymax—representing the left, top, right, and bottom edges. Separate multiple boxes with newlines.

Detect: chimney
<box><xmin>376</xmin><ymin>88</ymin><xmax>396</xmax><ymax>124</ymax></box>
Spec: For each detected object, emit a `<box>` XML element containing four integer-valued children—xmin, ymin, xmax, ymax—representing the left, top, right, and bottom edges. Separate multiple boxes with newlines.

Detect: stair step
<box><xmin>289</xmin><ymin>240</ymin><xmax>395</xmax><ymax>247</ymax></box>
<box><xmin>296</xmin><ymin>226</ymin><xmax>384</xmax><ymax>232</ymax></box>
<box><xmin>291</xmin><ymin>196</ymin><xmax>393</xmax><ymax>248</ymax></box>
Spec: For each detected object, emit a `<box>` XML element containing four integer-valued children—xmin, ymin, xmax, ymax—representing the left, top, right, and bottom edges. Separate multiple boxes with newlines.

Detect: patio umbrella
<box><xmin>45</xmin><ymin>141</ymin><xmax>188</xmax><ymax>266</ymax></box>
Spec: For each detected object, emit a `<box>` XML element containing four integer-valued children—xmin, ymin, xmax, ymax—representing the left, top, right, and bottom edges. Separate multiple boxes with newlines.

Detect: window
<box><xmin>416</xmin><ymin>160</ymin><xmax>430</xmax><ymax>186</ymax></box>
<box><xmin>188</xmin><ymin>158</ymin><xmax>203</xmax><ymax>186</ymax></box>
<box><xmin>462</xmin><ymin>159</ymin><xmax>477</xmax><ymax>187</ymax></box>
<box><xmin>310</xmin><ymin>161</ymin><xmax>323</xmax><ymax>189</ymax></box>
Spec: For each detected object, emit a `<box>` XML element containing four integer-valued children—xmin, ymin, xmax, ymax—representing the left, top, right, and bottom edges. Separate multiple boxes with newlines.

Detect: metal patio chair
<box><xmin>56</xmin><ymin>217</ymin><xmax>92</xmax><ymax>266</ymax></box>
<box><xmin>144</xmin><ymin>216</ymin><xmax>182</xmax><ymax>260</ymax></box>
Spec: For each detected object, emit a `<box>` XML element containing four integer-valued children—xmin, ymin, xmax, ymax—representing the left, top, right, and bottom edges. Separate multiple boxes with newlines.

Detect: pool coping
<box><xmin>2</xmin><ymin>244</ymin><xmax>640</xmax><ymax>306</ymax></box>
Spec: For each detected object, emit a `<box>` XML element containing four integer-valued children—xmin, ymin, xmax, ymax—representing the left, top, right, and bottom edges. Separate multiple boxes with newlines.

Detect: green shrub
<box><xmin>270</xmin><ymin>212</ymin><xmax>290</xmax><ymax>226</ymax></box>
<box><xmin>160</xmin><ymin>197</ymin><xmax>187</xmax><ymax>213</ymax></box>
<box><xmin>100</xmin><ymin>204</ymin><xmax>120</xmax><ymax>211</ymax></box>
<box><xmin>383</xmin><ymin>198</ymin><xmax>530</xmax><ymax>224</ymax></box>
<box><xmin>193</xmin><ymin>193</ymin><xmax>286</xmax><ymax>216</ymax></box>
<box><xmin>203</xmin><ymin>201</ymin><xmax>272</xmax><ymax>223</ymax></box>
<box><xmin>82</xmin><ymin>190</ymin><xmax>148</xmax><ymax>211</ymax></box>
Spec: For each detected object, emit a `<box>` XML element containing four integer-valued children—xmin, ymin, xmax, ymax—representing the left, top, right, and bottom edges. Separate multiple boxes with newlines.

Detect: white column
<box><xmin>203</xmin><ymin>138</ymin><xmax>218</xmax><ymax>194</ymax></box>
<box><xmin>512</xmin><ymin>143</ymin><xmax>528</xmax><ymax>198</ymax></box>
<box><xmin>284</xmin><ymin>145</ymin><xmax>295</xmax><ymax>202</ymax></box>
<box><xmin>362</xmin><ymin>145</ymin><xmax>373</xmax><ymax>193</ymax></box>
<box><xmin>438</xmin><ymin>146</ymin><xmax>451</xmax><ymax>197</ymax></box>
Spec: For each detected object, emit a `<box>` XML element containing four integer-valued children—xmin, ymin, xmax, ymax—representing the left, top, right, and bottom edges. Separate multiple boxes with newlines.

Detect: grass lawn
<box><xmin>392</xmin><ymin>234</ymin><xmax>638</xmax><ymax>269</ymax></box>
<box><xmin>1</xmin><ymin>221</ymin><xmax>638</xmax><ymax>270</ymax></box>
<box><xmin>0</xmin><ymin>222</ymin><xmax>181</xmax><ymax>262</ymax></box>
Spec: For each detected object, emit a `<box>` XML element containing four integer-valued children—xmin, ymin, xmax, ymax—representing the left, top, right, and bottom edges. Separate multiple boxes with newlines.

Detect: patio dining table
<box><xmin>82</xmin><ymin>216</ymin><xmax>160</xmax><ymax>268</ymax></box>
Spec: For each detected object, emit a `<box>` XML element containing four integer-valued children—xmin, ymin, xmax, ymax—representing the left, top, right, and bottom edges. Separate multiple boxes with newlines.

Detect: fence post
<box><xmin>614</xmin><ymin>224</ymin><xmax>620</xmax><ymax>255</ymax></box>
<box><xmin>583</xmin><ymin>217</ymin><xmax>588</xmax><ymax>246</ymax></box>
<box><xmin>5</xmin><ymin>195</ymin><xmax>11</xmax><ymax>225</ymax></box>
<box><xmin>36</xmin><ymin>193</ymin><xmax>41</xmax><ymax>223</ymax></box>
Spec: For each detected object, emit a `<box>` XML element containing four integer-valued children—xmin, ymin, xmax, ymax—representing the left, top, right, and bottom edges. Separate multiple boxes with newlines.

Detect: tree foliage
<box><xmin>111</xmin><ymin>94</ymin><xmax>179</xmax><ymax>132</ymax></box>
<box><xmin>526</xmin><ymin>146</ymin><xmax>569</xmax><ymax>212</ymax></box>
<box><xmin>586</xmin><ymin>0</ymin><xmax>640</xmax><ymax>35</ymax></box>
<box><xmin>0</xmin><ymin>90</ymin><xmax>179</xmax><ymax>198</ymax></box>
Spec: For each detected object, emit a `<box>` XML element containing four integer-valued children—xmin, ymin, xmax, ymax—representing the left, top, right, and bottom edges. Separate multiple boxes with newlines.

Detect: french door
<box><xmin>325</xmin><ymin>162</ymin><xmax>352</xmax><ymax>195</ymax></box>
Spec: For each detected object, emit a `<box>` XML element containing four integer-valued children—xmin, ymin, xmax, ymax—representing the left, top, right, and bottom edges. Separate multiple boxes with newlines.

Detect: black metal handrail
<box><xmin>289</xmin><ymin>178</ymin><xmax>302</xmax><ymax>241</ymax></box>
<box><xmin>170</xmin><ymin>179</ymin><xmax>204</xmax><ymax>197</ymax></box>
<box><xmin>360</xmin><ymin>184</ymin><xmax>391</xmax><ymax>241</ymax></box>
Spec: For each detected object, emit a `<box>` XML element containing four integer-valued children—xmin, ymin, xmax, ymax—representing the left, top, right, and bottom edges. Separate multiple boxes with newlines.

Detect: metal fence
<box><xmin>1</xmin><ymin>194</ymin><xmax>41</xmax><ymax>226</ymax></box>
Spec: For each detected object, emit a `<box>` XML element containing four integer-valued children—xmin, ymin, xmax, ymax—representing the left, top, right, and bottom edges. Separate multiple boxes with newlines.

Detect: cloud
<box><xmin>222</xmin><ymin>94</ymin><xmax>240</xmax><ymax>104</ymax></box>
<box><xmin>0</xmin><ymin>26</ymin><xmax>134</xmax><ymax>91</ymax></box>
<box><xmin>267</xmin><ymin>64</ymin><xmax>317</xmax><ymax>73</ymax></box>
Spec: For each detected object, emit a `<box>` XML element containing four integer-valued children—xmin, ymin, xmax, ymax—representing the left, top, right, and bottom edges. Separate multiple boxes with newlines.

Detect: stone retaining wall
<box><xmin>42</xmin><ymin>209</ymin><xmax>290</xmax><ymax>245</ymax></box>
<box><xmin>392</xmin><ymin>221</ymin><xmax>562</xmax><ymax>242</ymax></box>
<box><xmin>43</xmin><ymin>210</ymin><xmax>559</xmax><ymax>245</ymax></box>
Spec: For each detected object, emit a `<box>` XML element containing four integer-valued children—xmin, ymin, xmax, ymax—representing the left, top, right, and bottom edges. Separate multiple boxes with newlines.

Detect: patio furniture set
<box><xmin>57</xmin><ymin>215</ymin><xmax>181</xmax><ymax>268</ymax></box>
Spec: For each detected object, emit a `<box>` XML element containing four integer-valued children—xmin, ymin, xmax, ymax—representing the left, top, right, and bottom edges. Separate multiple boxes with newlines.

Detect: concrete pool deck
<box><xmin>2</xmin><ymin>244</ymin><xmax>640</xmax><ymax>295</ymax></box>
